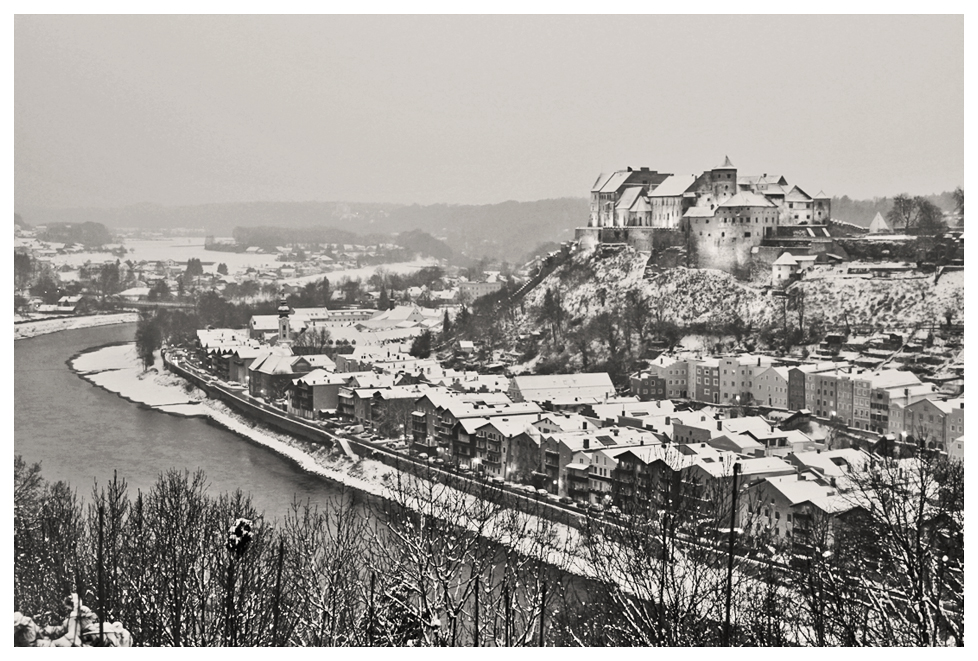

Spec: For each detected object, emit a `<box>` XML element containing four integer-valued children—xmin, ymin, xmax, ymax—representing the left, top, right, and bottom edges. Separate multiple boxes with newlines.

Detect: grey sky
<box><xmin>15</xmin><ymin>14</ymin><xmax>963</xmax><ymax>209</ymax></box>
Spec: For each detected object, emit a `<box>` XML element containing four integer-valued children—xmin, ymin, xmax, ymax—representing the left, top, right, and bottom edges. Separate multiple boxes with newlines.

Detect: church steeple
<box><xmin>277</xmin><ymin>289</ymin><xmax>293</xmax><ymax>344</ymax></box>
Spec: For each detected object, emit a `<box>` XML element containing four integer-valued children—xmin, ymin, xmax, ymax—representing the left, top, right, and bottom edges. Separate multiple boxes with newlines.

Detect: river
<box><xmin>14</xmin><ymin>323</ymin><xmax>344</xmax><ymax>521</ymax></box>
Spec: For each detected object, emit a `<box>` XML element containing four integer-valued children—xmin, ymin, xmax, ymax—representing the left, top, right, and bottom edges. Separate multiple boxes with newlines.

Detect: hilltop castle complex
<box><xmin>577</xmin><ymin>157</ymin><xmax>834</xmax><ymax>272</ymax></box>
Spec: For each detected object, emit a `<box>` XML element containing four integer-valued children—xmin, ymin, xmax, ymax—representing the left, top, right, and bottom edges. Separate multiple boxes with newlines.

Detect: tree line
<box><xmin>14</xmin><ymin>447</ymin><xmax>962</xmax><ymax>646</ymax></box>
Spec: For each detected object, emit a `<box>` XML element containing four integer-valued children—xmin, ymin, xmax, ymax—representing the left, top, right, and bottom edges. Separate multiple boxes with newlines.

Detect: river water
<box><xmin>14</xmin><ymin>323</ymin><xmax>344</xmax><ymax>521</ymax></box>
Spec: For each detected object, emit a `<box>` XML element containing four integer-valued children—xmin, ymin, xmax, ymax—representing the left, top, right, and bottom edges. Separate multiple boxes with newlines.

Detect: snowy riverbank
<box><xmin>69</xmin><ymin>343</ymin><xmax>397</xmax><ymax>499</ymax></box>
<box><xmin>14</xmin><ymin>312</ymin><xmax>139</xmax><ymax>340</ymax></box>
<box><xmin>67</xmin><ymin>343</ymin><xmax>593</xmax><ymax>573</ymax></box>
<box><xmin>66</xmin><ymin>343</ymin><xmax>779</xmax><ymax>611</ymax></box>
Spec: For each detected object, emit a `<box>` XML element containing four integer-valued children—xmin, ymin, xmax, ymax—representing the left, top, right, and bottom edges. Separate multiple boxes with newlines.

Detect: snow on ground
<box><xmin>73</xmin><ymin>345</ymin><xmax>207</xmax><ymax>412</ymax></box>
<box><xmin>46</xmin><ymin>238</ymin><xmax>282</xmax><ymax>272</ymax></box>
<box><xmin>14</xmin><ymin>313</ymin><xmax>139</xmax><ymax>340</ymax></box>
<box><xmin>44</xmin><ymin>238</ymin><xmax>439</xmax><ymax>282</ymax></box>
<box><xmin>281</xmin><ymin>258</ymin><xmax>439</xmax><ymax>286</ymax></box>
<box><xmin>798</xmin><ymin>268</ymin><xmax>963</xmax><ymax>327</ymax></box>
<box><xmin>522</xmin><ymin>247</ymin><xmax>964</xmax><ymax>336</ymax></box>
<box><xmin>523</xmin><ymin>248</ymin><xmax>777</xmax><ymax>331</ymax></box>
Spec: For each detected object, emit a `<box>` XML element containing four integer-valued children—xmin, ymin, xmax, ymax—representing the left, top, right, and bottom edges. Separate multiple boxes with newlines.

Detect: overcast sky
<box><xmin>15</xmin><ymin>14</ymin><xmax>963</xmax><ymax>209</ymax></box>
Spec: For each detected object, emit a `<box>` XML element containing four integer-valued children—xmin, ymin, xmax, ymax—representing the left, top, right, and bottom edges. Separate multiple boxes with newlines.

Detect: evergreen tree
<box><xmin>409</xmin><ymin>330</ymin><xmax>433</xmax><ymax>359</ymax></box>
<box><xmin>134</xmin><ymin>312</ymin><xmax>162</xmax><ymax>370</ymax></box>
<box><xmin>442</xmin><ymin>310</ymin><xmax>452</xmax><ymax>338</ymax></box>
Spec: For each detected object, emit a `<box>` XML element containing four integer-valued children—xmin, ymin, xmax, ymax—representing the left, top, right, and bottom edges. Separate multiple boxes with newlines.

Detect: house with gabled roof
<box><xmin>740</xmin><ymin>472</ymin><xmax>859</xmax><ymax>552</ymax></box>
<box><xmin>772</xmin><ymin>252</ymin><xmax>800</xmax><ymax>285</ymax></box>
<box><xmin>288</xmin><ymin>369</ymin><xmax>359</xmax><ymax>419</ymax></box>
<box><xmin>589</xmin><ymin>167</ymin><xmax>671</xmax><ymax>227</ymax></box>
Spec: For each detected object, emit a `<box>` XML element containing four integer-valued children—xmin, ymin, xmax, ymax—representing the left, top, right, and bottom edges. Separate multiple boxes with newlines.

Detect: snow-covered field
<box><xmin>43</xmin><ymin>237</ymin><xmax>440</xmax><ymax>281</ymax></box>
<box><xmin>46</xmin><ymin>238</ymin><xmax>281</xmax><ymax>271</ymax></box>
<box><xmin>281</xmin><ymin>258</ymin><xmax>438</xmax><ymax>286</ymax></box>
<box><xmin>14</xmin><ymin>312</ymin><xmax>139</xmax><ymax>340</ymax></box>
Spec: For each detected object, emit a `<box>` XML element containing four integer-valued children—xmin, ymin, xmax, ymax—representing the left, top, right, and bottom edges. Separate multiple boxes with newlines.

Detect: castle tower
<box><xmin>276</xmin><ymin>289</ymin><xmax>293</xmax><ymax>345</ymax></box>
<box><xmin>710</xmin><ymin>155</ymin><xmax>737</xmax><ymax>204</ymax></box>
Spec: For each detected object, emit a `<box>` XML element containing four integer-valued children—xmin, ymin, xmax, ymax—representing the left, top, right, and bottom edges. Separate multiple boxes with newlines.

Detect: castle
<box><xmin>577</xmin><ymin>157</ymin><xmax>832</xmax><ymax>272</ymax></box>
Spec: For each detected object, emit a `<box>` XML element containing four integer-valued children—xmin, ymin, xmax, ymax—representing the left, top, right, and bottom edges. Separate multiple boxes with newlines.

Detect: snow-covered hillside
<box><xmin>522</xmin><ymin>246</ymin><xmax>777</xmax><ymax>331</ymax></box>
<box><xmin>796</xmin><ymin>268</ymin><xmax>963</xmax><ymax>328</ymax></box>
<box><xmin>520</xmin><ymin>245</ymin><xmax>963</xmax><ymax>334</ymax></box>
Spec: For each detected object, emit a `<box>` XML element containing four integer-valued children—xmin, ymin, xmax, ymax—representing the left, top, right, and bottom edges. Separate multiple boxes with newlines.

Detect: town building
<box><xmin>752</xmin><ymin>366</ymin><xmax>790</xmax><ymax>409</ymax></box>
<box><xmin>740</xmin><ymin>472</ymin><xmax>858</xmax><ymax>552</ymax></box>
<box><xmin>288</xmin><ymin>369</ymin><xmax>375</xmax><ymax>419</ymax></box>
<box><xmin>458</xmin><ymin>280</ymin><xmax>504</xmax><ymax>301</ymax></box>
<box><xmin>507</xmin><ymin>373</ymin><xmax>616</xmax><ymax>409</ymax></box>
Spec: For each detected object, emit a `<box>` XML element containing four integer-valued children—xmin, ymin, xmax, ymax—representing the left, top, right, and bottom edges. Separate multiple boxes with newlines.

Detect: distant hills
<box><xmin>17</xmin><ymin>198</ymin><xmax>586</xmax><ymax>264</ymax></box>
<box><xmin>15</xmin><ymin>191</ymin><xmax>959</xmax><ymax>263</ymax></box>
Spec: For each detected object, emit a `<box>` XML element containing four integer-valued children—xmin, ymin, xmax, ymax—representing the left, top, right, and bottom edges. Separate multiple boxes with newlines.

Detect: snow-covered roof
<box><xmin>868</xmin><ymin>212</ymin><xmax>891</xmax><ymax>233</ymax></box>
<box><xmin>684</xmin><ymin>206</ymin><xmax>716</xmax><ymax>218</ymax></box>
<box><xmin>719</xmin><ymin>192</ymin><xmax>777</xmax><ymax>208</ymax></box>
<box><xmin>714</xmin><ymin>155</ymin><xmax>735</xmax><ymax>169</ymax></box>
<box><xmin>598</xmin><ymin>171</ymin><xmax>633</xmax><ymax>194</ymax></box>
<box><xmin>615</xmin><ymin>186</ymin><xmax>645</xmax><ymax>210</ymax></box>
<box><xmin>591</xmin><ymin>172</ymin><xmax>614</xmax><ymax>193</ymax></box>
<box><xmin>773</xmin><ymin>252</ymin><xmax>798</xmax><ymax>266</ymax></box>
<box><xmin>785</xmin><ymin>186</ymin><xmax>813</xmax><ymax>202</ymax></box>
<box><xmin>511</xmin><ymin>373</ymin><xmax>616</xmax><ymax>403</ymax></box>
<box><xmin>649</xmin><ymin>174</ymin><xmax>694</xmax><ymax>197</ymax></box>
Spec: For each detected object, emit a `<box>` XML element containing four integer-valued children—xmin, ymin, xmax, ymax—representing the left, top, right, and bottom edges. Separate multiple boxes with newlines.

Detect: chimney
<box><xmin>665</xmin><ymin>416</ymin><xmax>671</xmax><ymax>425</ymax></box>
<box><xmin>613</xmin><ymin>428</ymin><xmax>619</xmax><ymax>437</ymax></box>
<box><xmin>717</xmin><ymin>420</ymin><xmax>723</xmax><ymax>431</ymax></box>
<box><xmin>584</xmin><ymin>439</ymin><xmax>590</xmax><ymax>449</ymax></box>
<box><xmin>656</xmin><ymin>400</ymin><xmax>661</xmax><ymax>408</ymax></box>
<box><xmin>757</xmin><ymin>357</ymin><xmax>761</xmax><ymax>367</ymax></box>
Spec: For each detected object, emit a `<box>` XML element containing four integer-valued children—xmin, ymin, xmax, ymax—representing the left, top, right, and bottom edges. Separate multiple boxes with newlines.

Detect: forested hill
<box><xmin>16</xmin><ymin>198</ymin><xmax>588</xmax><ymax>264</ymax></box>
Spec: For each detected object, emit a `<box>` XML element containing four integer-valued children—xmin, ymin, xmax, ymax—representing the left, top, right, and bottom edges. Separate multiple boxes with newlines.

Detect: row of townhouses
<box><xmin>630</xmin><ymin>353</ymin><xmax>964</xmax><ymax>455</ymax></box>
<box><xmin>190</xmin><ymin>325</ymin><xmax>954</xmax><ymax>556</ymax></box>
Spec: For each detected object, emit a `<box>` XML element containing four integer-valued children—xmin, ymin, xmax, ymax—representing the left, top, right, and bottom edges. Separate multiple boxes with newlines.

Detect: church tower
<box><xmin>276</xmin><ymin>290</ymin><xmax>293</xmax><ymax>345</ymax></box>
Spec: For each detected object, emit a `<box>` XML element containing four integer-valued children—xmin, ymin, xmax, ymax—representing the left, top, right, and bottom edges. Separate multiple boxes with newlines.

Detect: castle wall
<box><xmin>575</xmin><ymin>226</ymin><xmax>685</xmax><ymax>254</ymax></box>
<box><xmin>686</xmin><ymin>204</ymin><xmax>778</xmax><ymax>271</ymax></box>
